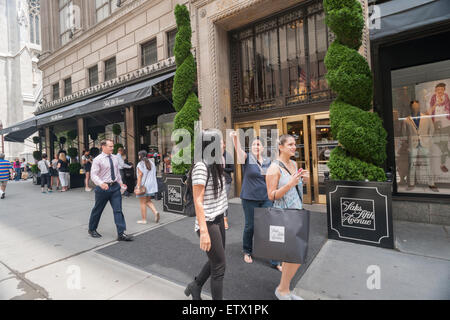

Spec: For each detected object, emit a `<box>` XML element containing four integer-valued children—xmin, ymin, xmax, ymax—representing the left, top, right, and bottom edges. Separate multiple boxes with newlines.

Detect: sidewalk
<box><xmin>1</xmin><ymin>180</ymin><xmax>449</xmax><ymax>300</ymax></box>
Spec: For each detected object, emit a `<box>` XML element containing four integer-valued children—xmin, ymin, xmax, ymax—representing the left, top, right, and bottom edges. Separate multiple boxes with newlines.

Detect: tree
<box><xmin>324</xmin><ymin>0</ymin><xmax>387</xmax><ymax>181</ymax></box>
<box><xmin>171</xmin><ymin>4</ymin><xmax>201</xmax><ymax>175</ymax></box>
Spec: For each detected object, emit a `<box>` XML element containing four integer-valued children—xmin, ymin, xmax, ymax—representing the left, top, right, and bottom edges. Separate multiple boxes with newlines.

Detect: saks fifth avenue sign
<box><xmin>340</xmin><ymin>199</ymin><xmax>375</xmax><ymax>230</ymax></box>
<box><xmin>103</xmin><ymin>97</ymin><xmax>125</xmax><ymax>109</ymax></box>
<box><xmin>50</xmin><ymin>114</ymin><xmax>64</xmax><ymax>122</ymax></box>
<box><xmin>326</xmin><ymin>181</ymin><xmax>394</xmax><ymax>249</ymax></box>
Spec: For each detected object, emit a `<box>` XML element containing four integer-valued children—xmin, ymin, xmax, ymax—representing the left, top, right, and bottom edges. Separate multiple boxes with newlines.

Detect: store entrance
<box><xmin>234</xmin><ymin>112</ymin><xmax>337</xmax><ymax>204</ymax></box>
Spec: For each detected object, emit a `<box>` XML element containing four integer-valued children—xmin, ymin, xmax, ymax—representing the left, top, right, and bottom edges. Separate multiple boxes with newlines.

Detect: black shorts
<box><xmin>85</xmin><ymin>162</ymin><xmax>92</xmax><ymax>172</ymax></box>
<box><xmin>41</xmin><ymin>173</ymin><xmax>50</xmax><ymax>187</ymax></box>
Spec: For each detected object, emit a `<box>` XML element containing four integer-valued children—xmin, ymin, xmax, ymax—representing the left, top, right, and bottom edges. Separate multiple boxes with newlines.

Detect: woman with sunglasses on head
<box><xmin>266</xmin><ymin>134</ymin><xmax>310</xmax><ymax>300</ymax></box>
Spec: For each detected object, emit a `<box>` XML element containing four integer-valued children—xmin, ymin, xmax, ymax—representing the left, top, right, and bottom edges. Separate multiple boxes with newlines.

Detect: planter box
<box><xmin>325</xmin><ymin>179</ymin><xmax>394</xmax><ymax>249</ymax></box>
<box><xmin>70</xmin><ymin>173</ymin><xmax>85</xmax><ymax>189</ymax></box>
<box><xmin>32</xmin><ymin>174</ymin><xmax>41</xmax><ymax>185</ymax></box>
<box><xmin>162</xmin><ymin>174</ymin><xmax>187</xmax><ymax>215</ymax></box>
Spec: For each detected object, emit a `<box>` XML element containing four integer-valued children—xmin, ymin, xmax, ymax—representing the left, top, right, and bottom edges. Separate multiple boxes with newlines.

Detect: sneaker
<box><xmin>275</xmin><ymin>288</ymin><xmax>291</xmax><ymax>300</ymax></box>
<box><xmin>137</xmin><ymin>220</ymin><xmax>148</xmax><ymax>224</ymax></box>
<box><xmin>289</xmin><ymin>292</ymin><xmax>304</xmax><ymax>300</ymax></box>
<box><xmin>0</xmin><ymin>193</ymin><xmax>4</xmax><ymax>199</ymax></box>
<box><xmin>85</xmin><ymin>187</ymin><xmax>92</xmax><ymax>192</ymax></box>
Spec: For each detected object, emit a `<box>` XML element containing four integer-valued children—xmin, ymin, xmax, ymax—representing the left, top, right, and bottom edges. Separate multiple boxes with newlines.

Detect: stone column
<box><xmin>125</xmin><ymin>106</ymin><xmax>136</xmax><ymax>166</ymax></box>
<box><xmin>77</xmin><ymin>117</ymin><xmax>86</xmax><ymax>156</ymax></box>
<box><xmin>45</xmin><ymin>127</ymin><xmax>51</xmax><ymax>157</ymax></box>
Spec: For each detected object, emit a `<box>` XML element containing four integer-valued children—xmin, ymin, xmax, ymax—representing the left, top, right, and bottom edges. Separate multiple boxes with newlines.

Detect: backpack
<box><xmin>184</xmin><ymin>163</ymin><xmax>209</xmax><ymax>217</ymax></box>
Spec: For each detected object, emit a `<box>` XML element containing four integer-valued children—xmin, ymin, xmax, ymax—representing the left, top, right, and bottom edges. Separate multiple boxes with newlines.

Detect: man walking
<box><xmin>88</xmin><ymin>139</ymin><xmax>133</xmax><ymax>241</ymax></box>
<box><xmin>0</xmin><ymin>153</ymin><xmax>13</xmax><ymax>199</ymax></box>
<box><xmin>37</xmin><ymin>154</ymin><xmax>52</xmax><ymax>193</ymax></box>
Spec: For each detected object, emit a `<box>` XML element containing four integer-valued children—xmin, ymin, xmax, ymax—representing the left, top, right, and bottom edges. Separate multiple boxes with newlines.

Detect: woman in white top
<box><xmin>135</xmin><ymin>150</ymin><xmax>159</xmax><ymax>224</ymax></box>
<box><xmin>51</xmin><ymin>154</ymin><xmax>60</xmax><ymax>190</ymax></box>
<box><xmin>184</xmin><ymin>129</ymin><xmax>228</xmax><ymax>301</ymax></box>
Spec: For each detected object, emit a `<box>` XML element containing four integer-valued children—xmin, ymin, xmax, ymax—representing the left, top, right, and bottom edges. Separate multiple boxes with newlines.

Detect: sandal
<box><xmin>137</xmin><ymin>220</ymin><xmax>148</xmax><ymax>224</ymax></box>
<box><xmin>224</xmin><ymin>217</ymin><xmax>229</xmax><ymax>230</ymax></box>
<box><xmin>272</xmin><ymin>264</ymin><xmax>282</xmax><ymax>272</ymax></box>
<box><xmin>244</xmin><ymin>254</ymin><xmax>253</xmax><ymax>264</ymax></box>
<box><xmin>154</xmin><ymin>212</ymin><xmax>160</xmax><ymax>223</ymax></box>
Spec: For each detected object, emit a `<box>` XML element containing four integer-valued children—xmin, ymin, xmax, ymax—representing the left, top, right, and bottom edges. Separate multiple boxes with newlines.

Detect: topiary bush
<box><xmin>171</xmin><ymin>4</ymin><xmax>201</xmax><ymax>175</ymax></box>
<box><xmin>113</xmin><ymin>143</ymin><xmax>124</xmax><ymax>154</ymax></box>
<box><xmin>69</xmin><ymin>162</ymin><xmax>82</xmax><ymax>175</ymax></box>
<box><xmin>324</xmin><ymin>0</ymin><xmax>387</xmax><ymax>182</ymax></box>
<box><xmin>67</xmin><ymin>147</ymin><xmax>78</xmax><ymax>160</ymax></box>
<box><xmin>30</xmin><ymin>164</ymin><xmax>38</xmax><ymax>174</ymax></box>
<box><xmin>33</xmin><ymin>151</ymin><xmax>42</xmax><ymax>161</ymax></box>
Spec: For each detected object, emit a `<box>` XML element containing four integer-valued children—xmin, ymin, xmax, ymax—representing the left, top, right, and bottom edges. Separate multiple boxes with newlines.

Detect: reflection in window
<box><xmin>59</xmin><ymin>0</ymin><xmax>74</xmax><ymax>46</ymax></box>
<box><xmin>167</xmin><ymin>29</ymin><xmax>177</xmax><ymax>58</ymax></box>
<box><xmin>96</xmin><ymin>0</ymin><xmax>119</xmax><ymax>23</ymax></box>
<box><xmin>391</xmin><ymin>60</ymin><xmax>450</xmax><ymax>195</ymax></box>
<box><xmin>232</xmin><ymin>3</ymin><xmax>329</xmax><ymax>108</ymax></box>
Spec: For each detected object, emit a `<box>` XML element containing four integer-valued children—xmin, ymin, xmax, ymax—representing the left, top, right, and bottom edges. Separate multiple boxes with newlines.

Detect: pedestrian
<box><xmin>37</xmin><ymin>154</ymin><xmax>52</xmax><ymax>193</ymax></box>
<box><xmin>229</xmin><ymin>130</ymin><xmax>281</xmax><ymax>270</ymax></box>
<box><xmin>135</xmin><ymin>150</ymin><xmax>160</xmax><ymax>224</ymax></box>
<box><xmin>82</xmin><ymin>150</ymin><xmax>93</xmax><ymax>192</ymax></box>
<box><xmin>0</xmin><ymin>153</ymin><xmax>13</xmax><ymax>199</ymax></box>
<box><xmin>266</xmin><ymin>134</ymin><xmax>310</xmax><ymax>300</ymax></box>
<box><xmin>51</xmin><ymin>154</ymin><xmax>60</xmax><ymax>190</ymax></box>
<box><xmin>184</xmin><ymin>129</ymin><xmax>229</xmax><ymax>300</ymax></box>
<box><xmin>20</xmin><ymin>158</ymin><xmax>28</xmax><ymax>180</ymax></box>
<box><xmin>57</xmin><ymin>153</ymin><xmax>70</xmax><ymax>192</ymax></box>
<box><xmin>115</xmin><ymin>147</ymin><xmax>132</xmax><ymax>197</ymax></box>
<box><xmin>87</xmin><ymin>139</ymin><xmax>133</xmax><ymax>241</ymax></box>
<box><xmin>222</xmin><ymin>141</ymin><xmax>235</xmax><ymax>230</ymax></box>
<box><xmin>13</xmin><ymin>158</ymin><xmax>21</xmax><ymax>181</ymax></box>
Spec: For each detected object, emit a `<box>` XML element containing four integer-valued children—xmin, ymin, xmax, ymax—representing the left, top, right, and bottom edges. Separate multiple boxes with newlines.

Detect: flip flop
<box><xmin>244</xmin><ymin>254</ymin><xmax>253</xmax><ymax>264</ymax></box>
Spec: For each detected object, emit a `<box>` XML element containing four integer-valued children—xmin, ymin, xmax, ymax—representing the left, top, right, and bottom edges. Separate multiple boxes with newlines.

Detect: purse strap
<box><xmin>275</xmin><ymin>160</ymin><xmax>303</xmax><ymax>203</ymax></box>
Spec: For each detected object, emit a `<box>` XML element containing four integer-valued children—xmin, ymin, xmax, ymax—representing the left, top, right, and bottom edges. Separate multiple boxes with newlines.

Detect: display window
<box><xmin>391</xmin><ymin>60</ymin><xmax>450</xmax><ymax>194</ymax></box>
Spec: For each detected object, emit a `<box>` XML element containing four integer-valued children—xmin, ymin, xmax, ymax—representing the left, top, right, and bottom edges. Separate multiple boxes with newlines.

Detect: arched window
<box><xmin>28</xmin><ymin>0</ymin><xmax>40</xmax><ymax>45</ymax></box>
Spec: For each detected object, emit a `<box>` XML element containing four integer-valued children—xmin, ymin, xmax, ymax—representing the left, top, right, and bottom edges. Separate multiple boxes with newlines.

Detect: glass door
<box><xmin>310</xmin><ymin>112</ymin><xmax>338</xmax><ymax>204</ymax></box>
<box><xmin>234</xmin><ymin>122</ymin><xmax>257</xmax><ymax>197</ymax></box>
<box><xmin>282</xmin><ymin>115</ymin><xmax>312</xmax><ymax>204</ymax></box>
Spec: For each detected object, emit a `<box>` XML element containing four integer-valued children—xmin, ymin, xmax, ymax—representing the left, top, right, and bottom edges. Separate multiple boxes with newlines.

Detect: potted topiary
<box><xmin>69</xmin><ymin>162</ymin><xmax>85</xmax><ymax>188</ymax></box>
<box><xmin>31</xmin><ymin>164</ymin><xmax>40</xmax><ymax>185</ymax></box>
<box><xmin>323</xmin><ymin>0</ymin><xmax>393</xmax><ymax>249</ymax></box>
<box><xmin>163</xmin><ymin>4</ymin><xmax>201</xmax><ymax>214</ymax></box>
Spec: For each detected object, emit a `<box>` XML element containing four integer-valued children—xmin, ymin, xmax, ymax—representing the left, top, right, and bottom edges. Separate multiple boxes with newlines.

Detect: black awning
<box><xmin>83</xmin><ymin>72</ymin><xmax>176</xmax><ymax>114</ymax></box>
<box><xmin>0</xmin><ymin>117</ymin><xmax>37</xmax><ymax>136</ymax></box>
<box><xmin>4</xmin><ymin>125</ymin><xmax>38</xmax><ymax>142</ymax></box>
<box><xmin>370</xmin><ymin>0</ymin><xmax>450</xmax><ymax>41</ymax></box>
<box><xmin>36</xmin><ymin>92</ymin><xmax>115</xmax><ymax>126</ymax></box>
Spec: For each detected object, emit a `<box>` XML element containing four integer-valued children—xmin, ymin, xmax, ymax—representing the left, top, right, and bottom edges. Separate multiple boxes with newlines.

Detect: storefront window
<box><xmin>391</xmin><ymin>59</ymin><xmax>450</xmax><ymax>195</ymax></box>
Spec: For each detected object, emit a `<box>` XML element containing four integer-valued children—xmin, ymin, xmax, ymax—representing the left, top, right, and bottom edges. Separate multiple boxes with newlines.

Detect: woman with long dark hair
<box><xmin>266</xmin><ymin>134</ymin><xmax>310</xmax><ymax>300</ymax></box>
<box><xmin>184</xmin><ymin>129</ymin><xmax>228</xmax><ymax>300</ymax></box>
<box><xmin>135</xmin><ymin>150</ymin><xmax>159</xmax><ymax>224</ymax></box>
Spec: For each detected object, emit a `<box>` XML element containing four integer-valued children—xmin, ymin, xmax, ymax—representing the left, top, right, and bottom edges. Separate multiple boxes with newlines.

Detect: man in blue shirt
<box><xmin>0</xmin><ymin>153</ymin><xmax>13</xmax><ymax>199</ymax></box>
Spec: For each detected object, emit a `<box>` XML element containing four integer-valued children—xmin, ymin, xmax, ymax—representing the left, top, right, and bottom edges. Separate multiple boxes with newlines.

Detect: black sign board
<box><xmin>162</xmin><ymin>174</ymin><xmax>187</xmax><ymax>214</ymax></box>
<box><xmin>326</xmin><ymin>180</ymin><xmax>394</xmax><ymax>249</ymax></box>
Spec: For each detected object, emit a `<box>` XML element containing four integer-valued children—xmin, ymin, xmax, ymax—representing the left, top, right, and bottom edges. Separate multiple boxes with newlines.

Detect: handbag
<box><xmin>253</xmin><ymin>206</ymin><xmax>310</xmax><ymax>264</ymax></box>
<box><xmin>253</xmin><ymin>160</ymin><xmax>310</xmax><ymax>264</ymax></box>
<box><xmin>134</xmin><ymin>167</ymin><xmax>150</xmax><ymax>196</ymax></box>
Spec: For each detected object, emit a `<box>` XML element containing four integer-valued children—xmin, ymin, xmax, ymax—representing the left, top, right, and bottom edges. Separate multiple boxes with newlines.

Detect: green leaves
<box><xmin>324</xmin><ymin>0</ymin><xmax>388</xmax><ymax>182</ymax></box>
<box><xmin>172</xmin><ymin>4</ymin><xmax>201</xmax><ymax>175</ymax></box>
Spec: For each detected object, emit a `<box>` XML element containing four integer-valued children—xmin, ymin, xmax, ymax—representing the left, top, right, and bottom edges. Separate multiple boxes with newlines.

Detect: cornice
<box><xmin>35</xmin><ymin>56</ymin><xmax>176</xmax><ymax>115</ymax></box>
<box><xmin>37</xmin><ymin>0</ymin><xmax>157</xmax><ymax>69</ymax></box>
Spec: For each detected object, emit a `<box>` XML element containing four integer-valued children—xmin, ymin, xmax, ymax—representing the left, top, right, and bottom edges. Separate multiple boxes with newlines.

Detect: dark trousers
<box><xmin>242</xmin><ymin>199</ymin><xmax>279</xmax><ymax>267</ymax></box>
<box><xmin>41</xmin><ymin>173</ymin><xmax>50</xmax><ymax>188</ymax></box>
<box><xmin>88</xmin><ymin>183</ymin><xmax>127</xmax><ymax>235</ymax></box>
<box><xmin>195</xmin><ymin>214</ymin><xmax>226</xmax><ymax>300</ymax></box>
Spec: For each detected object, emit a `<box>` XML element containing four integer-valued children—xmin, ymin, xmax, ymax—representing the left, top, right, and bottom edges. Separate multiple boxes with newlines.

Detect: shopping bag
<box><xmin>253</xmin><ymin>207</ymin><xmax>310</xmax><ymax>264</ymax></box>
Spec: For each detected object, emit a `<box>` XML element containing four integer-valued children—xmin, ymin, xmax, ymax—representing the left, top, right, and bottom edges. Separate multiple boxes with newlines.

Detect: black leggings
<box><xmin>195</xmin><ymin>214</ymin><xmax>226</xmax><ymax>300</ymax></box>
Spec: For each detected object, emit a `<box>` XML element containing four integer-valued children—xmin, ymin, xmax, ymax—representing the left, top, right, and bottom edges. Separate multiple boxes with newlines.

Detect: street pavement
<box><xmin>0</xmin><ymin>180</ymin><xmax>449</xmax><ymax>300</ymax></box>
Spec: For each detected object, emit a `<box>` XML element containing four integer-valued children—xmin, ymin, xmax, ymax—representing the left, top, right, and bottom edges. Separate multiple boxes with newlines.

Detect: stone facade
<box><xmin>38</xmin><ymin>0</ymin><xmax>188</xmax><ymax>112</ymax></box>
<box><xmin>0</xmin><ymin>0</ymin><xmax>42</xmax><ymax>160</ymax></box>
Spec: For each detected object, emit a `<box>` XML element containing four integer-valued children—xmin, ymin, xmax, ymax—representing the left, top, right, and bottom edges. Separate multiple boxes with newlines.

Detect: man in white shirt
<box><xmin>115</xmin><ymin>147</ymin><xmax>132</xmax><ymax>197</ymax></box>
<box><xmin>37</xmin><ymin>154</ymin><xmax>52</xmax><ymax>193</ymax></box>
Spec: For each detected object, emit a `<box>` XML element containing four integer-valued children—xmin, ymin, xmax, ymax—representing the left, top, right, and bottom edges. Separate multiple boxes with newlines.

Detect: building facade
<box><xmin>0</xmin><ymin>0</ymin><xmax>42</xmax><ymax>160</ymax></box>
